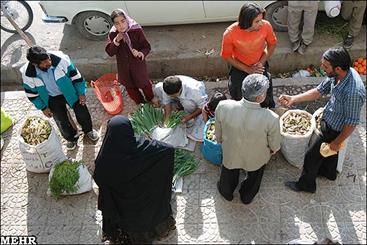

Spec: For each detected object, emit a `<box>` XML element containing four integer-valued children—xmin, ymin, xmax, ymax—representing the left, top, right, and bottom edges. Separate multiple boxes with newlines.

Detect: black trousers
<box><xmin>48</xmin><ymin>95</ymin><xmax>93</xmax><ymax>142</ymax></box>
<box><xmin>218</xmin><ymin>165</ymin><xmax>265</xmax><ymax>204</ymax></box>
<box><xmin>296</xmin><ymin>120</ymin><xmax>341</xmax><ymax>192</ymax></box>
<box><xmin>228</xmin><ymin>63</ymin><xmax>275</xmax><ymax>108</ymax></box>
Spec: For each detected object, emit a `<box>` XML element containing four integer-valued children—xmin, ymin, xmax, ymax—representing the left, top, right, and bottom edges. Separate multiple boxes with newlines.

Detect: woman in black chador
<box><xmin>93</xmin><ymin>115</ymin><xmax>176</xmax><ymax>244</ymax></box>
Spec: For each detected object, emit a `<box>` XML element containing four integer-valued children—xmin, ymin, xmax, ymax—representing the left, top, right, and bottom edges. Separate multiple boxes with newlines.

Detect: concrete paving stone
<box><xmin>182</xmin><ymin>173</ymin><xmax>200</xmax><ymax>192</ymax></box>
<box><xmin>199</xmin><ymin>172</ymin><xmax>220</xmax><ymax>190</ymax></box>
<box><xmin>46</xmin><ymin>193</ymin><xmax>89</xmax><ymax>226</ymax></box>
<box><xmin>0</xmin><ymin>226</ymin><xmax>44</xmax><ymax>237</ymax></box>
<box><xmin>280</xmin><ymin>203</ymin><xmax>323</xmax><ymax>225</ymax></box>
<box><xmin>174</xmin><ymin>204</ymin><xmax>201</xmax><ymax>225</ymax></box>
<box><xmin>261</xmin><ymin>164</ymin><xmax>283</xmax><ymax>188</ymax></box>
<box><xmin>82</xmin><ymin>193</ymin><xmax>102</xmax><ymax>226</ymax></box>
<box><xmin>1</xmin><ymin>206</ymin><xmax>49</xmax><ymax>227</ymax></box>
<box><xmin>39</xmin><ymin>226</ymin><xmax>82</xmax><ymax>244</ymax></box>
<box><xmin>172</xmin><ymin>190</ymin><xmax>199</xmax><ymax>208</ymax></box>
<box><xmin>324</xmin><ymin>221</ymin><xmax>366</xmax><ymax>244</ymax></box>
<box><xmin>320</xmin><ymin>203</ymin><xmax>366</xmax><ymax>224</ymax></box>
<box><xmin>237</xmin><ymin>222</ymin><xmax>281</xmax><ymax>244</ymax></box>
<box><xmin>198</xmin><ymin>188</ymin><xmax>235</xmax><ymax>207</ymax></box>
<box><xmin>279</xmin><ymin>185</ymin><xmax>320</xmax><ymax>207</ymax></box>
<box><xmin>317</xmin><ymin>184</ymin><xmax>363</xmax><ymax>204</ymax></box>
<box><xmin>194</xmin><ymin>160</ymin><xmax>220</xmax><ymax>174</ymax></box>
<box><xmin>280</xmin><ymin>221</ymin><xmax>326</xmax><ymax>244</ymax></box>
<box><xmin>155</xmin><ymin>223</ymin><xmax>198</xmax><ymax>244</ymax></box>
<box><xmin>1</xmin><ymin>193</ymin><xmax>48</xmax><ymax>210</ymax></box>
<box><xmin>79</xmin><ymin>225</ymin><xmax>103</xmax><ymax>244</ymax></box>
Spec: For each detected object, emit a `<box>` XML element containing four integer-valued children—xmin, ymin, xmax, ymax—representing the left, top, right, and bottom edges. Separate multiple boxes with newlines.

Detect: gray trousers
<box><xmin>287</xmin><ymin>1</ymin><xmax>319</xmax><ymax>45</ymax></box>
<box><xmin>341</xmin><ymin>0</ymin><xmax>366</xmax><ymax>37</ymax></box>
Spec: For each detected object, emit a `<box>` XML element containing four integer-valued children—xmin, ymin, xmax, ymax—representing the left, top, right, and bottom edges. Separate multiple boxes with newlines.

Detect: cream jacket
<box><xmin>215</xmin><ymin>99</ymin><xmax>281</xmax><ymax>171</ymax></box>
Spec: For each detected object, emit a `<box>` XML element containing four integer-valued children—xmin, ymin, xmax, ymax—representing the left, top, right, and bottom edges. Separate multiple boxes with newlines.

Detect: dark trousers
<box><xmin>297</xmin><ymin>120</ymin><xmax>341</xmax><ymax>192</ymax></box>
<box><xmin>228</xmin><ymin>64</ymin><xmax>275</xmax><ymax>108</ymax></box>
<box><xmin>218</xmin><ymin>165</ymin><xmax>265</xmax><ymax>204</ymax></box>
<box><xmin>126</xmin><ymin>82</ymin><xmax>154</xmax><ymax>105</ymax></box>
<box><xmin>48</xmin><ymin>95</ymin><xmax>93</xmax><ymax>142</ymax></box>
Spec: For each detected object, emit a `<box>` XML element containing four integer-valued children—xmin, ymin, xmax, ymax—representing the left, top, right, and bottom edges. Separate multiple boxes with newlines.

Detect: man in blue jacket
<box><xmin>21</xmin><ymin>45</ymin><xmax>99</xmax><ymax>150</ymax></box>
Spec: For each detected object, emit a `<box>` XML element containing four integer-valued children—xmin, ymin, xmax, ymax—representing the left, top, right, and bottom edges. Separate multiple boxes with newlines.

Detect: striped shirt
<box><xmin>317</xmin><ymin>68</ymin><xmax>366</xmax><ymax>132</ymax></box>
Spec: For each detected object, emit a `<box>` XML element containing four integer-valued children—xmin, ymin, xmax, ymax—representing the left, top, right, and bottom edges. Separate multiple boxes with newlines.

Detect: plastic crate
<box><xmin>91</xmin><ymin>73</ymin><xmax>123</xmax><ymax>115</ymax></box>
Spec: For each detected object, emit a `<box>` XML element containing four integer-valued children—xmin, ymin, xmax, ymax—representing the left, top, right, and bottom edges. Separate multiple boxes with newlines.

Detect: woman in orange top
<box><xmin>221</xmin><ymin>3</ymin><xmax>277</xmax><ymax>108</ymax></box>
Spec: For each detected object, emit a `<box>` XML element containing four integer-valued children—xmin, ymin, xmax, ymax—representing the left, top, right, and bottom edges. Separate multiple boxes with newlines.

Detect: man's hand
<box><xmin>278</xmin><ymin>94</ymin><xmax>295</xmax><ymax>107</ymax></box>
<box><xmin>132</xmin><ymin>49</ymin><xmax>144</xmax><ymax>60</ymax></box>
<box><xmin>79</xmin><ymin>95</ymin><xmax>87</xmax><ymax>105</ymax></box>
<box><xmin>247</xmin><ymin>63</ymin><xmax>265</xmax><ymax>74</ymax></box>
<box><xmin>42</xmin><ymin>108</ymin><xmax>53</xmax><ymax>118</ymax></box>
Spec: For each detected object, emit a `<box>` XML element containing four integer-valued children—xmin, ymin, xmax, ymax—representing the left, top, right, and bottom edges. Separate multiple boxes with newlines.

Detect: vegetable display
<box><xmin>165</xmin><ymin>111</ymin><xmax>185</xmax><ymax>128</ymax></box>
<box><xmin>282</xmin><ymin>112</ymin><xmax>311</xmax><ymax>135</ymax></box>
<box><xmin>129</xmin><ymin>103</ymin><xmax>164</xmax><ymax>135</ymax></box>
<box><xmin>21</xmin><ymin>117</ymin><xmax>51</xmax><ymax>145</ymax></box>
<box><xmin>49</xmin><ymin>160</ymin><xmax>81</xmax><ymax>199</ymax></box>
<box><xmin>173</xmin><ymin>149</ymin><xmax>199</xmax><ymax>182</ymax></box>
<box><xmin>353</xmin><ymin>57</ymin><xmax>366</xmax><ymax>75</ymax></box>
<box><xmin>206</xmin><ymin>122</ymin><xmax>216</xmax><ymax>142</ymax></box>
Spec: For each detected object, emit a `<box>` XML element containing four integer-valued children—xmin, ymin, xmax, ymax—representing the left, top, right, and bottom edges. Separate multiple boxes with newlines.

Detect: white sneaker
<box><xmin>86</xmin><ymin>129</ymin><xmax>99</xmax><ymax>141</ymax></box>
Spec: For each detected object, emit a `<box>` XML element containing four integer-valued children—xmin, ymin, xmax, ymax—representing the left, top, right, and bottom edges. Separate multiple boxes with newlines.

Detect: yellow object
<box><xmin>320</xmin><ymin>142</ymin><xmax>345</xmax><ymax>157</ymax></box>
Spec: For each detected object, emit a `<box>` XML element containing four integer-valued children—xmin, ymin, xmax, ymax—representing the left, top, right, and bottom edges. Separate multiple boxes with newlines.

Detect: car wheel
<box><xmin>265</xmin><ymin>1</ymin><xmax>288</xmax><ymax>32</ymax></box>
<box><xmin>75</xmin><ymin>11</ymin><xmax>112</xmax><ymax>41</ymax></box>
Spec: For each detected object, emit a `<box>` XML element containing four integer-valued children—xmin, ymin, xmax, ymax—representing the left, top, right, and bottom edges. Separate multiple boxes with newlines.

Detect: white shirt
<box><xmin>162</xmin><ymin>75</ymin><xmax>208</xmax><ymax>113</ymax></box>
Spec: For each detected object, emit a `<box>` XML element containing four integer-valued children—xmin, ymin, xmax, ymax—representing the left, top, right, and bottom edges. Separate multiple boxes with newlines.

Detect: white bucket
<box><xmin>324</xmin><ymin>1</ymin><xmax>341</xmax><ymax>18</ymax></box>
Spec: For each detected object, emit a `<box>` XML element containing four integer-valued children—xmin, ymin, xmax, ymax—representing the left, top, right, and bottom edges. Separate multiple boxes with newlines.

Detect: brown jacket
<box><xmin>105</xmin><ymin>28</ymin><xmax>151</xmax><ymax>88</ymax></box>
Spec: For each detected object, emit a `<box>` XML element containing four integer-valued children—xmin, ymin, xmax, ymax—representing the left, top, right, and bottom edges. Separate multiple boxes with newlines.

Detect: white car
<box><xmin>39</xmin><ymin>1</ymin><xmax>333</xmax><ymax>40</ymax></box>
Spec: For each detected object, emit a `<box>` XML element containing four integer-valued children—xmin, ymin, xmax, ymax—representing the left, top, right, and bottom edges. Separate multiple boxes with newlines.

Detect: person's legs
<box><xmin>318</xmin><ymin>154</ymin><xmax>339</xmax><ymax>181</ymax></box>
<box><xmin>260</xmin><ymin>64</ymin><xmax>275</xmax><ymax>108</ymax></box>
<box><xmin>140</xmin><ymin>81</ymin><xmax>155</xmax><ymax>102</ymax></box>
<box><xmin>287</xmin><ymin>5</ymin><xmax>303</xmax><ymax>48</ymax></box>
<box><xmin>348</xmin><ymin>1</ymin><xmax>366</xmax><ymax>37</ymax></box>
<box><xmin>48</xmin><ymin>95</ymin><xmax>78</xmax><ymax>142</ymax></box>
<box><xmin>72</xmin><ymin>102</ymin><xmax>93</xmax><ymax>134</ymax></box>
<box><xmin>301</xmin><ymin>3</ymin><xmax>319</xmax><ymax>45</ymax></box>
<box><xmin>239</xmin><ymin>165</ymin><xmax>265</xmax><ymax>204</ymax></box>
<box><xmin>218</xmin><ymin>165</ymin><xmax>240</xmax><ymax>201</ymax></box>
<box><xmin>341</xmin><ymin>1</ymin><xmax>354</xmax><ymax>21</ymax></box>
<box><xmin>125</xmin><ymin>87</ymin><xmax>145</xmax><ymax>104</ymax></box>
<box><xmin>228</xmin><ymin>66</ymin><xmax>248</xmax><ymax>101</ymax></box>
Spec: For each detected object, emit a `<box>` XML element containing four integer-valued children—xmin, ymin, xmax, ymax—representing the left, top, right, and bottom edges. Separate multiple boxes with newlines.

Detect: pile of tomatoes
<box><xmin>353</xmin><ymin>57</ymin><xmax>366</xmax><ymax>75</ymax></box>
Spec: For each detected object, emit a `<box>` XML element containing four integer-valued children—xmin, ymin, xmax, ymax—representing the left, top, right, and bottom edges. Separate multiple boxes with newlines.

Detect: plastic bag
<box><xmin>19</xmin><ymin>117</ymin><xmax>67</xmax><ymax>173</ymax></box>
<box><xmin>1</xmin><ymin>108</ymin><xmax>13</xmax><ymax>134</ymax></box>
<box><xmin>151</xmin><ymin>125</ymin><xmax>188</xmax><ymax>148</ymax></box>
<box><xmin>280</xmin><ymin>110</ymin><xmax>315</xmax><ymax>168</ymax></box>
<box><xmin>201</xmin><ymin>118</ymin><xmax>222</xmax><ymax>165</ymax></box>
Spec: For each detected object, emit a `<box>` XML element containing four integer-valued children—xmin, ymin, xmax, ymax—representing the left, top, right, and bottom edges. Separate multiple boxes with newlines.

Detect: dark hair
<box><xmin>238</xmin><ymin>3</ymin><xmax>265</xmax><ymax>29</ymax></box>
<box><xmin>322</xmin><ymin>47</ymin><xmax>351</xmax><ymax>71</ymax></box>
<box><xmin>163</xmin><ymin>76</ymin><xmax>182</xmax><ymax>95</ymax></box>
<box><xmin>26</xmin><ymin>45</ymin><xmax>49</xmax><ymax>65</ymax></box>
<box><xmin>111</xmin><ymin>9</ymin><xmax>125</xmax><ymax>22</ymax></box>
<box><xmin>207</xmin><ymin>92</ymin><xmax>227</xmax><ymax>111</ymax></box>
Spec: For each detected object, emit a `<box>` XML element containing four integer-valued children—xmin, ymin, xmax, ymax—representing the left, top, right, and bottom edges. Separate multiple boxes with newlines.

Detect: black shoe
<box><xmin>285</xmin><ymin>181</ymin><xmax>315</xmax><ymax>193</ymax></box>
<box><xmin>343</xmin><ymin>35</ymin><xmax>354</xmax><ymax>49</ymax></box>
<box><xmin>297</xmin><ymin>43</ymin><xmax>308</xmax><ymax>55</ymax></box>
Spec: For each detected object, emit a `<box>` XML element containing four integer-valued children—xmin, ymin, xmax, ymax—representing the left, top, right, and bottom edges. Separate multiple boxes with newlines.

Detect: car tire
<box><xmin>74</xmin><ymin>11</ymin><xmax>112</xmax><ymax>41</ymax></box>
<box><xmin>265</xmin><ymin>1</ymin><xmax>288</xmax><ymax>32</ymax></box>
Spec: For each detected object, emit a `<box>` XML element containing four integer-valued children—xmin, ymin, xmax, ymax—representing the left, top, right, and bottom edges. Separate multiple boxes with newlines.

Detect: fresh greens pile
<box><xmin>129</xmin><ymin>103</ymin><xmax>165</xmax><ymax>135</ymax></box>
<box><xmin>49</xmin><ymin>160</ymin><xmax>81</xmax><ymax>199</ymax></box>
<box><xmin>173</xmin><ymin>149</ymin><xmax>199</xmax><ymax>182</ymax></box>
<box><xmin>166</xmin><ymin>111</ymin><xmax>186</xmax><ymax>128</ymax></box>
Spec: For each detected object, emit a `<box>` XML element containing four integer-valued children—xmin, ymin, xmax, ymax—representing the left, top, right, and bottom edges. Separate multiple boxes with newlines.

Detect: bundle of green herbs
<box><xmin>129</xmin><ymin>103</ymin><xmax>164</xmax><ymax>135</ymax></box>
<box><xmin>165</xmin><ymin>111</ymin><xmax>186</xmax><ymax>128</ymax></box>
<box><xmin>173</xmin><ymin>149</ymin><xmax>199</xmax><ymax>182</ymax></box>
<box><xmin>49</xmin><ymin>160</ymin><xmax>81</xmax><ymax>199</ymax></box>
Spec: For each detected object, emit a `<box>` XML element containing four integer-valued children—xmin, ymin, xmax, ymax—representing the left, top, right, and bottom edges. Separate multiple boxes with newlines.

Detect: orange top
<box><xmin>220</xmin><ymin>20</ymin><xmax>277</xmax><ymax>66</ymax></box>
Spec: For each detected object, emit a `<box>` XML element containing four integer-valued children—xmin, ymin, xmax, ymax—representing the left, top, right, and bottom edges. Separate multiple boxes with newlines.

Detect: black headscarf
<box><xmin>93</xmin><ymin>115</ymin><xmax>174</xmax><ymax>237</ymax></box>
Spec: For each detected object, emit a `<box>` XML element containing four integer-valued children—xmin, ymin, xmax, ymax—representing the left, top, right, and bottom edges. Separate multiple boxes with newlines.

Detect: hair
<box><xmin>111</xmin><ymin>9</ymin><xmax>126</xmax><ymax>22</ymax></box>
<box><xmin>207</xmin><ymin>92</ymin><xmax>227</xmax><ymax>111</ymax></box>
<box><xmin>242</xmin><ymin>74</ymin><xmax>269</xmax><ymax>102</ymax></box>
<box><xmin>322</xmin><ymin>47</ymin><xmax>351</xmax><ymax>71</ymax></box>
<box><xmin>26</xmin><ymin>45</ymin><xmax>49</xmax><ymax>65</ymax></box>
<box><xmin>238</xmin><ymin>3</ymin><xmax>266</xmax><ymax>29</ymax></box>
<box><xmin>163</xmin><ymin>76</ymin><xmax>182</xmax><ymax>95</ymax></box>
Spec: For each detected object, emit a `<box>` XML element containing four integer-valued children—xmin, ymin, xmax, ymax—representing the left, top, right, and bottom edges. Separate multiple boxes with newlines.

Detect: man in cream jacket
<box><xmin>215</xmin><ymin>74</ymin><xmax>281</xmax><ymax>204</ymax></box>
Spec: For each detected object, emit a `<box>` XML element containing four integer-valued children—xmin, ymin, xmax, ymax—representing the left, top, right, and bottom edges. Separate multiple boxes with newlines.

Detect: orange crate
<box><xmin>91</xmin><ymin>73</ymin><xmax>123</xmax><ymax>115</ymax></box>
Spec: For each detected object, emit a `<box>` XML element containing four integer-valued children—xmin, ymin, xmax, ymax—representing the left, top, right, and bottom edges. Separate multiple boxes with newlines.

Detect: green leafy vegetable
<box><xmin>129</xmin><ymin>103</ymin><xmax>164</xmax><ymax>135</ymax></box>
<box><xmin>49</xmin><ymin>160</ymin><xmax>81</xmax><ymax>199</ymax></box>
<box><xmin>166</xmin><ymin>111</ymin><xmax>186</xmax><ymax>128</ymax></box>
<box><xmin>173</xmin><ymin>149</ymin><xmax>199</xmax><ymax>182</ymax></box>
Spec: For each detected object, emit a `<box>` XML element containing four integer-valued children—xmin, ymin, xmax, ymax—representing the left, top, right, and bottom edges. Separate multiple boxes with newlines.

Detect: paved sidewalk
<box><xmin>1</xmin><ymin>79</ymin><xmax>366</xmax><ymax>244</ymax></box>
